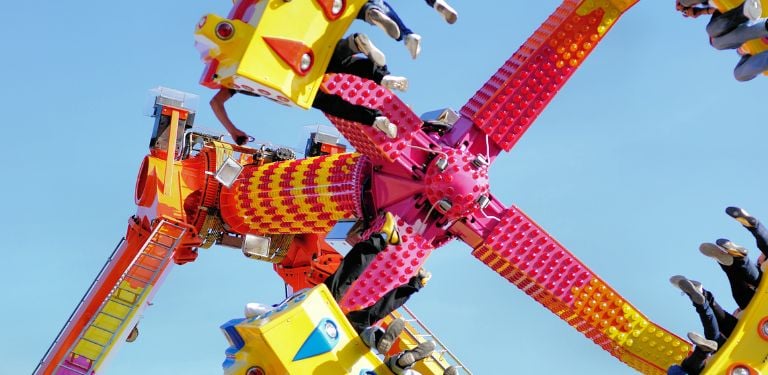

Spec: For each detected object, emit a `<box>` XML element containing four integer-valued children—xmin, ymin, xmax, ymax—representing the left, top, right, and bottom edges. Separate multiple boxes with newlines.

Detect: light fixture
<box><xmin>215</xmin><ymin>156</ymin><xmax>243</xmax><ymax>188</ymax></box>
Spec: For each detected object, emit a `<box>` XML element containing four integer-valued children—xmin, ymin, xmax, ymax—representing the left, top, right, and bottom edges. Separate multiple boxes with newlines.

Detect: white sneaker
<box><xmin>354</xmin><ymin>33</ymin><xmax>386</xmax><ymax>67</ymax></box>
<box><xmin>744</xmin><ymin>0</ymin><xmax>763</xmax><ymax>21</ymax></box>
<box><xmin>381</xmin><ymin>75</ymin><xmax>409</xmax><ymax>92</ymax></box>
<box><xmin>244</xmin><ymin>302</ymin><xmax>270</xmax><ymax>318</ymax></box>
<box><xmin>433</xmin><ymin>0</ymin><xmax>458</xmax><ymax>24</ymax></box>
<box><xmin>687</xmin><ymin>331</ymin><xmax>718</xmax><ymax>352</ymax></box>
<box><xmin>373</xmin><ymin>116</ymin><xmax>398</xmax><ymax>139</ymax></box>
<box><xmin>365</xmin><ymin>8</ymin><xmax>401</xmax><ymax>40</ymax></box>
<box><xmin>404</xmin><ymin>34</ymin><xmax>422</xmax><ymax>59</ymax></box>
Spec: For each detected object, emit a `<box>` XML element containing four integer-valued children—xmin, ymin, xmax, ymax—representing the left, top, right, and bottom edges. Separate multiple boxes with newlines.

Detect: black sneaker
<box><xmin>716</xmin><ymin>238</ymin><xmax>749</xmax><ymax>257</ymax></box>
<box><xmin>726</xmin><ymin>206</ymin><xmax>758</xmax><ymax>228</ymax></box>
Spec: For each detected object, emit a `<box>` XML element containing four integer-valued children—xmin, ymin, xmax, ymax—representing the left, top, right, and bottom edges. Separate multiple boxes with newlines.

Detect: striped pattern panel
<box><xmin>219</xmin><ymin>153</ymin><xmax>366</xmax><ymax>234</ymax></box>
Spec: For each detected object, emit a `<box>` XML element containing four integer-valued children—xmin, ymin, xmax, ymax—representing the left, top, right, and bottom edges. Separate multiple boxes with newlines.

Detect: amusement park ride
<box><xmin>32</xmin><ymin>0</ymin><xmax>768</xmax><ymax>374</ymax></box>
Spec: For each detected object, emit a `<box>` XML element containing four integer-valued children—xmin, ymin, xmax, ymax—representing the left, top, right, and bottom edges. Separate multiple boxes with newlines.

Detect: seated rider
<box><xmin>358</xmin><ymin>0</ymin><xmax>459</xmax><ymax>59</ymax></box>
<box><xmin>210</xmin><ymin>33</ymin><xmax>408</xmax><ymax>145</ymax></box>
<box><xmin>699</xmin><ymin>207</ymin><xmax>768</xmax><ymax>310</ymax></box>
<box><xmin>676</xmin><ymin>0</ymin><xmax>768</xmax><ymax>81</ymax></box>
<box><xmin>246</xmin><ymin>212</ymin><xmax>436</xmax><ymax>374</ymax></box>
<box><xmin>668</xmin><ymin>276</ymin><xmax>738</xmax><ymax>375</ymax></box>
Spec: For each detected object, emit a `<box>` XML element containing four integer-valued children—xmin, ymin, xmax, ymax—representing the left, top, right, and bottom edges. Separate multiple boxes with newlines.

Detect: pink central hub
<box><xmin>424</xmin><ymin>148</ymin><xmax>491</xmax><ymax>220</ymax></box>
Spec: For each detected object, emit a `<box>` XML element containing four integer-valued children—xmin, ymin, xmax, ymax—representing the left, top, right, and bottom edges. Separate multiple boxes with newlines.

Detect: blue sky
<box><xmin>3</xmin><ymin>1</ymin><xmax>767</xmax><ymax>374</ymax></box>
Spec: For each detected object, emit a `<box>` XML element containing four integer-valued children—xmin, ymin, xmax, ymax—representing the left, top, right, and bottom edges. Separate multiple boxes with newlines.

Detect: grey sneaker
<box><xmin>687</xmin><ymin>331</ymin><xmax>718</xmax><ymax>352</ymax></box>
<box><xmin>365</xmin><ymin>8</ymin><xmax>400</xmax><ymax>40</ymax></box>
<box><xmin>726</xmin><ymin>206</ymin><xmax>758</xmax><ymax>228</ymax></box>
<box><xmin>391</xmin><ymin>340</ymin><xmax>436</xmax><ymax>369</ymax></box>
<box><xmin>377</xmin><ymin>318</ymin><xmax>405</xmax><ymax>354</ymax></box>
<box><xmin>716</xmin><ymin>238</ymin><xmax>748</xmax><ymax>257</ymax></box>
<box><xmin>670</xmin><ymin>275</ymin><xmax>705</xmax><ymax>305</ymax></box>
<box><xmin>360</xmin><ymin>326</ymin><xmax>384</xmax><ymax>350</ymax></box>
<box><xmin>699</xmin><ymin>242</ymin><xmax>735</xmax><ymax>266</ymax></box>
<box><xmin>443</xmin><ymin>366</ymin><xmax>459</xmax><ymax>375</ymax></box>
<box><xmin>353</xmin><ymin>33</ymin><xmax>386</xmax><ymax>67</ymax></box>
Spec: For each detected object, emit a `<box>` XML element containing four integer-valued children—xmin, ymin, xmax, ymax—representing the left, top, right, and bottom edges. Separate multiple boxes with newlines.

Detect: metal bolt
<box><xmin>435</xmin><ymin>157</ymin><xmax>448</xmax><ymax>171</ymax></box>
<box><xmin>300</xmin><ymin>53</ymin><xmax>312</xmax><ymax>71</ymax></box>
<box><xmin>436</xmin><ymin>199</ymin><xmax>453</xmax><ymax>213</ymax></box>
<box><xmin>476</xmin><ymin>195</ymin><xmax>491</xmax><ymax>209</ymax></box>
<box><xmin>331</xmin><ymin>0</ymin><xmax>343</xmax><ymax>14</ymax></box>
<box><xmin>472</xmin><ymin>154</ymin><xmax>489</xmax><ymax>169</ymax></box>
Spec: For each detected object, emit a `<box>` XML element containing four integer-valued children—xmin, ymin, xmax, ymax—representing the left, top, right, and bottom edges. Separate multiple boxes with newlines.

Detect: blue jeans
<box><xmin>359</xmin><ymin>0</ymin><xmax>413</xmax><ymax>41</ymax></box>
<box><xmin>721</xmin><ymin>219</ymin><xmax>768</xmax><ymax>308</ymax></box>
<box><xmin>667</xmin><ymin>346</ymin><xmax>710</xmax><ymax>375</ymax></box>
<box><xmin>695</xmin><ymin>290</ymin><xmax>736</xmax><ymax>347</ymax></box>
<box><xmin>711</xmin><ymin>20</ymin><xmax>768</xmax><ymax>50</ymax></box>
<box><xmin>747</xmin><ymin>220</ymin><xmax>768</xmax><ymax>257</ymax></box>
<box><xmin>707</xmin><ymin>4</ymin><xmax>748</xmax><ymax>38</ymax></box>
<box><xmin>720</xmin><ymin>256</ymin><xmax>761</xmax><ymax>309</ymax></box>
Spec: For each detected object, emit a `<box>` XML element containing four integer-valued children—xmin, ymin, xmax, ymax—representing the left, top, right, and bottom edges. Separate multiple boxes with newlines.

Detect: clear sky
<box><xmin>3</xmin><ymin>1</ymin><xmax>767</xmax><ymax>374</ymax></box>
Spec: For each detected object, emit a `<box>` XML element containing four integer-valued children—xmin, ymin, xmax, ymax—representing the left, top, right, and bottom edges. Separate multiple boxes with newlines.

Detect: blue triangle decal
<box><xmin>293</xmin><ymin>318</ymin><xmax>340</xmax><ymax>361</ymax></box>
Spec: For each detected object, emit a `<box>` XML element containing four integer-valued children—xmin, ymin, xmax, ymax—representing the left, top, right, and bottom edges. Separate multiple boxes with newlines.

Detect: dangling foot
<box><xmin>404</xmin><ymin>34</ymin><xmax>422</xmax><ymax>59</ymax></box>
<box><xmin>360</xmin><ymin>326</ymin><xmax>385</xmax><ymax>350</ymax></box>
<box><xmin>417</xmin><ymin>267</ymin><xmax>431</xmax><ymax>287</ymax></box>
<box><xmin>373</xmin><ymin>116</ymin><xmax>398</xmax><ymax>139</ymax></box>
<box><xmin>443</xmin><ymin>366</ymin><xmax>459</xmax><ymax>375</ymax></box>
<box><xmin>744</xmin><ymin>0</ymin><xmax>763</xmax><ymax>21</ymax></box>
<box><xmin>377</xmin><ymin>318</ymin><xmax>405</xmax><ymax>354</ymax></box>
<box><xmin>715</xmin><ymin>238</ymin><xmax>749</xmax><ymax>257</ymax></box>
<box><xmin>381</xmin><ymin>75</ymin><xmax>409</xmax><ymax>92</ymax></box>
<box><xmin>432</xmin><ymin>0</ymin><xmax>458</xmax><ymax>24</ymax></box>
<box><xmin>388</xmin><ymin>341</ymin><xmax>436</xmax><ymax>370</ymax></box>
<box><xmin>126</xmin><ymin>325</ymin><xmax>139</xmax><ymax>343</ymax></box>
<box><xmin>669</xmin><ymin>275</ymin><xmax>705</xmax><ymax>305</ymax></box>
<box><xmin>352</xmin><ymin>33</ymin><xmax>386</xmax><ymax>67</ymax></box>
<box><xmin>726</xmin><ymin>206</ymin><xmax>758</xmax><ymax>228</ymax></box>
<box><xmin>365</xmin><ymin>8</ymin><xmax>401</xmax><ymax>40</ymax></box>
<box><xmin>378</xmin><ymin>211</ymin><xmax>401</xmax><ymax>245</ymax></box>
<box><xmin>687</xmin><ymin>331</ymin><xmax>718</xmax><ymax>352</ymax></box>
<box><xmin>244</xmin><ymin>302</ymin><xmax>271</xmax><ymax>318</ymax></box>
<box><xmin>699</xmin><ymin>242</ymin><xmax>735</xmax><ymax>266</ymax></box>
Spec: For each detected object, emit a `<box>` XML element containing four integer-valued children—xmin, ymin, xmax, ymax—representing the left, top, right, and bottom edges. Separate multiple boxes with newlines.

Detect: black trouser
<box><xmin>324</xmin><ymin>234</ymin><xmax>423</xmax><ymax>333</ymax></box>
<box><xmin>325</xmin><ymin>234</ymin><xmax>388</xmax><ymax>302</ymax></box>
<box><xmin>680</xmin><ymin>346</ymin><xmax>709</xmax><ymax>375</ymax></box>
<box><xmin>346</xmin><ymin>275</ymin><xmax>422</xmax><ymax>333</ymax></box>
<box><xmin>720</xmin><ymin>257</ymin><xmax>760</xmax><ymax>310</ymax></box>
<box><xmin>312</xmin><ymin>36</ymin><xmax>390</xmax><ymax>125</ymax></box>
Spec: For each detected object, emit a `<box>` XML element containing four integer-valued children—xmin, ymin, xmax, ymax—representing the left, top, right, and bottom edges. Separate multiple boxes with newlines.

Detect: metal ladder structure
<box><xmin>35</xmin><ymin>220</ymin><xmax>187</xmax><ymax>375</ymax></box>
<box><xmin>393</xmin><ymin>305</ymin><xmax>473</xmax><ymax>375</ymax></box>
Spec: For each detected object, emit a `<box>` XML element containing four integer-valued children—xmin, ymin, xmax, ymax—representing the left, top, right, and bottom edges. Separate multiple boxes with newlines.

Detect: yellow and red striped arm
<box><xmin>219</xmin><ymin>153</ymin><xmax>367</xmax><ymax>234</ymax></box>
<box><xmin>472</xmin><ymin>206</ymin><xmax>690</xmax><ymax>374</ymax></box>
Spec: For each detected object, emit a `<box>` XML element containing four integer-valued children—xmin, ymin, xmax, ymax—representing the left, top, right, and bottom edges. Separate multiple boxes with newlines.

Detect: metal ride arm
<box><xmin>34</xmin><ymin>219</ymin><xmax>188</xmax><ymax>375</ymax></box>
<box><xmin>450</xmin><ymin>202</ymin><xmax>689</xmax><ymax>374</ymax></box>
<box><xmin>314</xmin><ymin>0</ymin><xmax>695</xmax><ymax>373</ymax></box>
